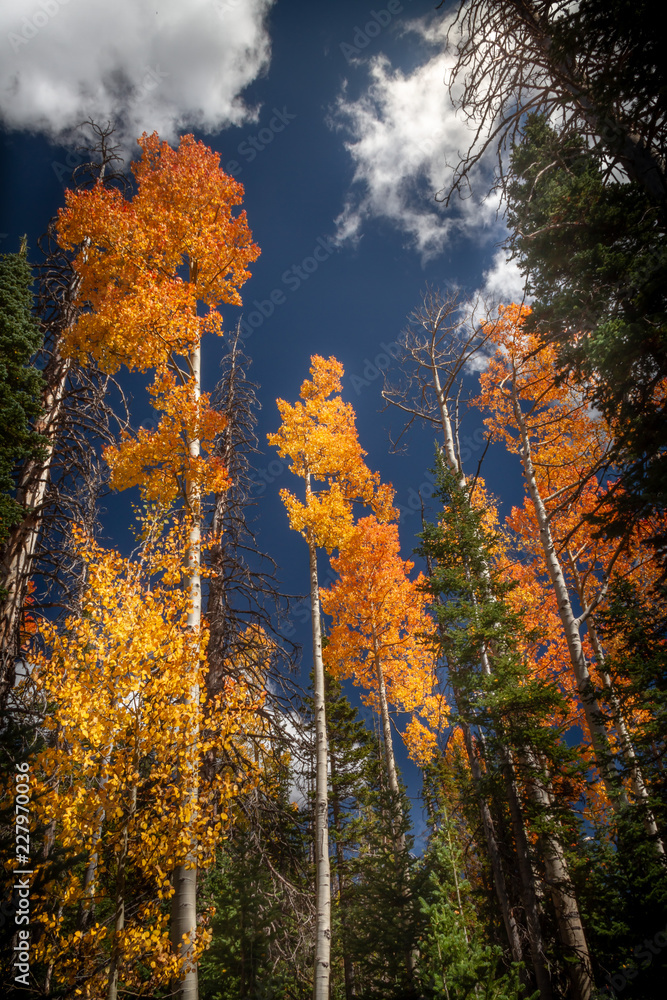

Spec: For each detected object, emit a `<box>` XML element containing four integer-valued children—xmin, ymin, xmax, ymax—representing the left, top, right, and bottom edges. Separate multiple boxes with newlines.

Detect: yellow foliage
<box><xmin>16</xmin><ymin>524</ymin><xmax>260</xmax><ymax>996</ymax></box>
<box><xmin>268</xmin><ymin>355</ymin><xmax>396</xmax><ymax>552</ymax></box>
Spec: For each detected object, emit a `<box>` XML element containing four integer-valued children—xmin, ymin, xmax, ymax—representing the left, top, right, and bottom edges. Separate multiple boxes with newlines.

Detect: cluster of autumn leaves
<box><xmin>6</xmin><ymin>129</ymin><xmax>664</xmax><ymax>999</ymax></box>
<box><xmin>14</xmin><ymin>133</ymin><xmax>265</xmax><ymax>997</ymax></box>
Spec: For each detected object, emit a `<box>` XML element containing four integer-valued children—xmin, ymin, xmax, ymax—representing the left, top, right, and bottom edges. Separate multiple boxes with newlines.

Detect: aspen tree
<box><xmin>268</xmin><ymin>355</ymin><xmax>395</xmax><ymax>1000</ymax></box>
<box><xmin>22</xmin><ymin>524</ymin><xmax>257</xmax><ymax>997</ymax></box>
<box><xmin>476</xmin><ymin>303</ymin><xmax>664</xmax><ymax>852</ymax></box>
<box><xmin>56</xmin><ymin>130</ymin><xmax>259</xmax><ymax>1000</ymax></box>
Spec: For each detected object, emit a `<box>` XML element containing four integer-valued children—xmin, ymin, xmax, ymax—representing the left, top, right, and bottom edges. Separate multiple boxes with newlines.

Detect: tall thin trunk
<box><xmin>372</xmin><ymin>632</ymin><xmax>417</xmax><ymax>985</ymax></box>
<box><xmin>523</xmin><ymin>760</ymin><xmax>594</xmax><ymax>1000</ymax></box>
<box><xmin>329</xmin><ymin>748</ymin><xmax>355</xmax><ymax>999</ymax></box>
<box><xmin>500</xmin><ymin>751</ymin><xmax>555</xmax><ymax>1000</ymax></box>
<box><xmin>510</xmin><ymin>379</ymin><xmax>624</xmax><ymax>807</ymax></box>
<box><xmin>171</xmin><ymin>339</ymin><xmax>201</xmax><ymax>1000</ymax></box>
<box><xmin>566</xmin><ymin>551</ymin><xmax>665</xmax><ymax>852</ymax></box>
<box><xmin>372</xmin><ymin>633</ymin><xmax>405</xmax><ymax>850</ymax></box>
<box><xmin>0</xmin><ymin>347</ymin><xmax>71</xmax><ymax>701</ymax></box>
<box><xmin>107</xmin><ymin>785</ymin><xmax>137</xmax><ymax>1000</ymax></box>
<box><xmin>307</xmin><ymin>505</ymin><xmax>332</xmax><ymax>1000</ymax></box>
<box><xmin>458</xmin><ymin>719</ymin><xmax>525</xmax><ymax>968</ymax></box>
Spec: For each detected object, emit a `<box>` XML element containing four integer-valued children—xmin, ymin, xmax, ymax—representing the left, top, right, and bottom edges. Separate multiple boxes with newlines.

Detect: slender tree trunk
<box><xmin>372</xmin><ymin>632</ymin><xmax>418</xmax><ymax>986</ymax></box>
<box><xmin>523</xmin><ymin>760</ymin><xmax>594</xmax><ymax>1000</ymax></box>
<box><xmin>566</xmin><ymin>551</ymin><xmax>665</xmax><ymax>853</ymax></box>
<box><xmin>372</xmin><ymin>634</ymin><xmax>405</xmax><ymax>850</ymax></box>
<box><xmin>171</xmin><ymin>340</ymin><xmax>201</xmax><ymax>1000</ymax></box>
<box><xmin>307</xmin><ymin>512</ymin><xmax>332</xmax><ymax>1000</ymax></box>
<box><xmin>500</xmin><ymin>751</ymin><xmax>554</xmax><ymax>1000</ymax></box>
<box><xmin>107</xmin><ymin>785</ymin><xmax>137</xmax><ymax>1000</ymax></box>
<box><xmin>329</xmin><ymin>749</ymin><xmax>355</xmax><ymax>999</ymax></box>
<box><xmin>510</xmin><ymin>380</ymin><xmax>623</xmax><ymax>807</ymax></box>
<box><xmin>457</xmin><ymin>717</ymin><xmax>525</xmax><ymax>967</ymax></box>
<box><xmin>0</xmin><ymin>347</ymin><xmax>71</xmax><ymax>703</ymax></box>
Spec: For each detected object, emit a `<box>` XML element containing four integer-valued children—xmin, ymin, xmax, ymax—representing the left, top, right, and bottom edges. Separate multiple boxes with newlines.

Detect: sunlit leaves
<box><xmin>57</xmin><ymin>132</ymin><xmax>259</xmax><ymax>373</ymax></box>
<box><xmin>21</xmin><ymin>525</ymin><xmax>259</xmax><ymax>995</ymax></box>
<box><xmin>321</xmin><ymin>516</ymin><xmax>446</xmax><ymax>764</ymax></box>
<box><xmin>269</xmin><ymin>355</ymin><xmax>396</xmax><ymax>552</ymax></box>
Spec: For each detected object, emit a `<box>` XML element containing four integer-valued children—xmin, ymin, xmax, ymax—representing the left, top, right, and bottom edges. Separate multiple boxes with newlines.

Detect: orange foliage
<box><xmin>57</xmin><ymin>132</ymin><xmax>259</xmax><ymax>373</ymax></box>
<box><xmin>321</xmin><ymin>516</ymin><xmax>446</xmax><ymax>765</ymax></box>
<box><xmin>57</xmin><ymin>131</ymin><xmax>259</xmax><ymax>508</ymax></box>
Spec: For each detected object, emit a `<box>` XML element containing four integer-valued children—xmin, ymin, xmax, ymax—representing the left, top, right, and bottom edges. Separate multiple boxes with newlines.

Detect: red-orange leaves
<box><xmin>57</xmin><ymin>132</ymin><xmax>259</xmax><ymax>372</ymax></box>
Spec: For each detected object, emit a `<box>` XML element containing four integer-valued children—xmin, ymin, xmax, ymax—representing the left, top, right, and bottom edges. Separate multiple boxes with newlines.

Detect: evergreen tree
<box><xmin>507</xmin><ymin>114</ymin><xmax>667</xmax><ymax>547</ymax></box>
<box><xmin>0</xmin><ymin>242</ymin><xmax>44</xmax><ymax>548</ymax></box>
<box><xmin>418</xmin><ymin>799</ymin><xmax>524</xmax><ymax>1000</ymax></box>
<box><xmin>342</xmin><ymin>731</ymin><xmax>421</xmax><ymax>1000</ymax></box>
<box><xmin>419</xmin><ymin>453</ymin><xmax>594</xmax><ymax>1000</ymax></box>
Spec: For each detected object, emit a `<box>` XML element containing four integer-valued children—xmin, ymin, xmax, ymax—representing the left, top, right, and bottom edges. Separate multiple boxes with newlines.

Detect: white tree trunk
<box><xmin>566</xmin><ymin>554</ymin><xmax>665</xmax><ymax>852</ymax></box>
<box><xmin>308</xmin><ymin>515</ymin><xmax>332</xmax><ymax>1000</ymax></box>
<box><xmin>171</xmin><ymin>341</ymin><xmax>201</xmax><ymax>1000</ymax></box>
<box><xmin>510</xmin><ymin>381</ymin><xmax>624</xmax><ymax>806</ymax></box>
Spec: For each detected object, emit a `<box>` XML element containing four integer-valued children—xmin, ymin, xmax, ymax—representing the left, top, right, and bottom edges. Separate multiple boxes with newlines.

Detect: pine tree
<box><xmin>0</xmin><ymin>241</ymin><xmax>43</xmax><ymax>548</ymax></box>
<box><xmin>418</xmin><ymin>801</ymin><xmax>524</xmax><ymax>1000</ymax></box>
<box><xmin>419</xmin><ymin>454</ymin><xmax>594</xmax><ymax>1000</ymax></box>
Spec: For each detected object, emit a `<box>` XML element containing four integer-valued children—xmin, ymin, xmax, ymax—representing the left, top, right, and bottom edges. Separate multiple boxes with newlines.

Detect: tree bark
<box><xmin>458</xmin><ymin>719</ymin><xmax>525</xmax><ymax>968</ymax></box>
<box><xmin>510</xmin><ymin>379</ymin><xmax>623</xmax><ymax>807</ymax></box>
<box><xmin>565</xmin><ymin>552</ymin><xmax>665</xmax><ymax>852</ymax></box>
<box><xmin>107</xmin><ymin>784</ymin><xmax>137</xmax><ymax>1000</ymax></box>
<box><xmin>523</xmin><ymin>759</ymin><xmax>594</xmax><ymax>1000</ymax></box>
<box><xmin>308</xmin><ymin>518</ymin><xmax>332</xmax><ymax>1000</ymax></box>
<box><xmin>171</xmin><ymin>339</ymin><xmax>201</xmax><ymax>1000</ymax></box>
<box><xmin>329</xmin><ymin>747</ymin><xmax>355</xmax><ymax>999</ymax></box>
<box><xmin>0</xmin><ymin>347</ymin><xmax>71</xmax><ymax>703</ymax></box>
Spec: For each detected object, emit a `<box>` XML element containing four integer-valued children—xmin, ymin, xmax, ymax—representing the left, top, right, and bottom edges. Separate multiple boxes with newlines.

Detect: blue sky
<box><xmin>1</xmin><ymin>0</ymin><xmax>528</xmax><ymax>839</ymax></box>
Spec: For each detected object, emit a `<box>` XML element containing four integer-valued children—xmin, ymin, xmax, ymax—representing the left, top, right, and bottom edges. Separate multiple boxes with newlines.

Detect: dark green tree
<box><xmin>418</xmin><ymin>453</ymin><xmax>594</xmax><ymax>1000</ymax></box>
<box><xmin>0</xmin><ymin>242</ymin><xmax>44</xmax><ymax>548</ymax></box>
<box><xmin>417</xmin><ymin>800</ymin><xmax>524</xmax><ymax>1000</ymax></box>
<box><xmin>507</xmin><ymin>113</ymin><xmax>667</xmax><ymax>547</ymax></box>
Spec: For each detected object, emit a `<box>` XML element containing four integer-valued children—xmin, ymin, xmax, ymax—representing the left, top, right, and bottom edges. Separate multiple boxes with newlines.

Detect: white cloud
<box><xmin>481</xmin><ymin>247</ymin><xmax>528</xmax><ymax>305</ymax></box>
<box><xmin>330</xmin><ymin>16</ymin><xmax>503</xmax><ymax>262</ymax></box>
<box><xmin>0</xmin><ymin>0</ymin><xmax>273</xmax><ymax>151</ymax></box>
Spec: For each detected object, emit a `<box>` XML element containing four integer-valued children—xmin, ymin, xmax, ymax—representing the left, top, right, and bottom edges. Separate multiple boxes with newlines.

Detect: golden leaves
<box><xmin>320</xmin><ymin>516</ymin><xmax>446</xmax><ymax>763</ymax></box>
<box><xmin>17</xmin><ymin>522</ymin><xmax>257</xmax><ymax>996</ymax></box>
<box><xmin>269</xmin><ymin>355</ymin><xmax>397</xmax><ymax>551</ymax></box>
